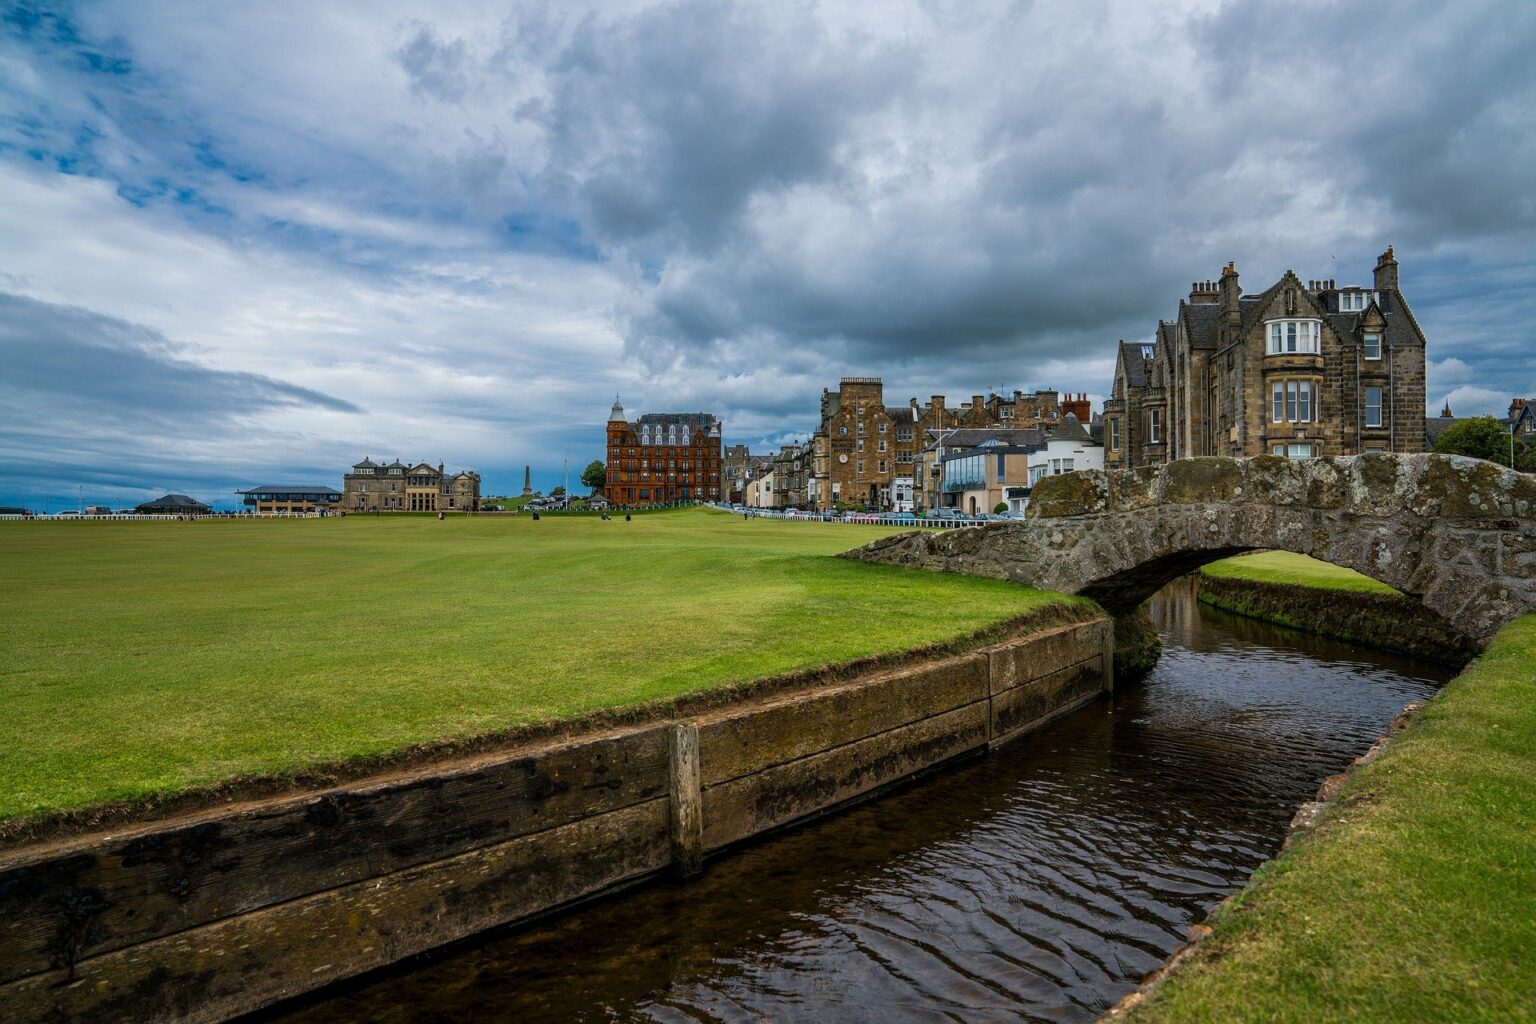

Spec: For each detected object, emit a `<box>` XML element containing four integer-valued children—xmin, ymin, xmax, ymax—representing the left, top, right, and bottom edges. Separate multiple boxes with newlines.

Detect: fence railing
<box><xmin>0</xmin><ymin>512</ymin><xmax>329</xmax><ymax>521</ymax></box>
<box><xmin>712</xmin><ymin>504</ymin><xmax>997</xmax><ymax>529</ymax></box>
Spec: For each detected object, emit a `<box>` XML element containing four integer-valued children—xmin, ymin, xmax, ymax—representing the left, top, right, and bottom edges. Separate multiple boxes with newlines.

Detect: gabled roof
<box><xmin>352</xmin><ymin>458</ymin><xmax>378</xmax><ymax>469</ymax></box>
<box><xmin>1117</xmin><ymin>340</ymin><xmax>1156</xmax><ymax>387</ymax></box>
<box><xmin>384</xmin><ymin>460</ymin><xmax>407</xmax><ymax>469</ymax></box>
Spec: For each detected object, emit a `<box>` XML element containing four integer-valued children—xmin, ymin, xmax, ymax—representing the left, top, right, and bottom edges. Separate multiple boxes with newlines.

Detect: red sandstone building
<box><xmin>605</xmin><ymin>399</ymin><xmax>723</xmax><ymax>505</ymax></box>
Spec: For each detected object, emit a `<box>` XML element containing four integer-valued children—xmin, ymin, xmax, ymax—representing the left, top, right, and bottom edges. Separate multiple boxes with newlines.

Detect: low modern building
<box><xmin>925</xmin><ymin>415</ymin><xmax>1104</xmax><ymax>515</ymax></box>
<box><xmin>135</xmin><ymin>494</ymin><xmax>212</xmax><ymax>515</ymax></box>
<box><xmin>238</xmin><ymin>485</ymin><xmax>342</xmax><ymax>515</ymax></box>
<box><xmin>604</xmin><ymin>399</ymin><xmax>723</xmax><ymax>505</ymax></box>
<box><xmin>342</xmin><ymin>459</ymin><xmax>481</xmax><ymax>512</ymax></box>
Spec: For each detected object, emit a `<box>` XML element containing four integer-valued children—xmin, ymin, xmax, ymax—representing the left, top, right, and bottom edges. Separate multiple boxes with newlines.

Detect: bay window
<box><xmin>1270</xmin><ymin>380</ymin><xmax>1317</xmax><ymax>423</ymax></box>
<box><xmin>1148</xmin><ymin>408</ymin><xmax>1162</xmax><ymax>443</ymax></box>
<box><xmin>1270</xmin><ymin>443</ymin><xmax>1314</xmax><ymax>460</ymax></box>
<box><xmin>1266</xmin><ymin>319</ymin><xmax>1322</xmax><ymax>355</ymax></box>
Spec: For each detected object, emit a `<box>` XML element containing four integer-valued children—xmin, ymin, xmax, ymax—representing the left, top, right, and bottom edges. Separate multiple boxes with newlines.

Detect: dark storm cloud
<box><xmin>506</xmin><ymin>0</ymin><xmax>1535</xmax><ymax>404</ymax></box>
<box><xmin>0</xmin><ymin>292</ymin><xmax>361</xmax><ymax>423</ymax></box>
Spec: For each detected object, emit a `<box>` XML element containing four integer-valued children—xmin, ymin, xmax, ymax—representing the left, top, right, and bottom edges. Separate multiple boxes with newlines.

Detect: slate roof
<box><xmin>1425</xmin><ymin>417</ymin><xmax>1456</xmax><ymax>446</ymax></box>
<box><xmin>135</xmin><ymin>493</ymin><xmax>211</xmax><ymax>510</ymax></box>
<box><xmin>633</xmin><ymin>413</ymin><xmax>720</xmax><ymax>433</ymax></box>
<box><xmin>1050</xmin><ymin>413</ymin><xmax>1095</xmax><ymax>444</ymax></box>
<box><xmin>1117</xmin><ymin>340</ymin><xmax>1157</xmax><ymax>387</ymax></box>
<box><xmin>352</xmin><ymin>458</ymin><xmax>378</xmax><ymax>470</ymax></box>
<box><xmin>239</xmin><ymin>485</ymin><xmax>342</xmax><ymax>495</ymax></box>
<box><xmin>924</xmin><ymin>427</ymin><xmax>1046</xmax><ymax>452</ymax></box>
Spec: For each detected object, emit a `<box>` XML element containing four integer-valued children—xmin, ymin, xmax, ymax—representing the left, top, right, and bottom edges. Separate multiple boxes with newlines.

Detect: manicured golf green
<box><xmin>1201</xmin><ymin>550</ymin><xmax>1398</xmax><ymax>594</ymax></box>
<box><xmin>1123</xmin><ymin>613</ymin><xmax>1536</xmax><ymax>1023</ymax></box>
<box><xmin>0</xmin><ymin>510</ymin><xmax>1074</xmax><ymax>821</ymax></box>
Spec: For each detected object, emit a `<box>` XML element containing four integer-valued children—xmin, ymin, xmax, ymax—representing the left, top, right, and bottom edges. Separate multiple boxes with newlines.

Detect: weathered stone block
<box><xmin>1159</xmin><ymin>458</ymin><xmax>1244</xmax><ymax>505</ymax></box>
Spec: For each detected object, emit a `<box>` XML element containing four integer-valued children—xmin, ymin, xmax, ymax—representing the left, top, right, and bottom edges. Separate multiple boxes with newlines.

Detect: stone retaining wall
<box><xmin>1197</xmin><ymin>574</ymin><xmax>1475</xmax><ymax>664</ymax></box>
<box><xmin>0</xmin><ymin>617</ymin><xmax>1111</xmax><ymax>1023</ymax></box>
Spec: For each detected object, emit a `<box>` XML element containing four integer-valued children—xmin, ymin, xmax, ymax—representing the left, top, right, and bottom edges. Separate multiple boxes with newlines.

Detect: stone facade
<box><xmin>770</xmin><ymin>442</ymin><xmax>809</xmax><ymax>508</ymax></box>
<box><xmin>343</xmin><ymin>459</ymin><xmax>480</xmax><ymax>512</ymax></box>
<box><xmin>1104</xmin><ymin>248</ymin><xmax>1427</xmax><ymax>471</ymax></box>
<box><xmin>605</xmin><ymin>400</ymin><xmax>723</xmax><ymax>505</ymax></box>
<box><xmin>809</xmin><ymin>378</ymin><xmax>1067</xmax><ymax>510</ymax></box>
<box><xmin>845</xmin><ymin>453</ymin><xmax>1536</xmax><ymax>647</ymax></box>
<box><xmin>722</xmin><ymin>445</ymin><xmax>771</xmax><ymax>504</ymax></box>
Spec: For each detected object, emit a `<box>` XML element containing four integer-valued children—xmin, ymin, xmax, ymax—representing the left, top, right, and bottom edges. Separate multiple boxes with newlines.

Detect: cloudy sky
<box><xmin>2</xmin><ymin>0</ymin><xmax>1532</xmax><ymax>507</ymax></box>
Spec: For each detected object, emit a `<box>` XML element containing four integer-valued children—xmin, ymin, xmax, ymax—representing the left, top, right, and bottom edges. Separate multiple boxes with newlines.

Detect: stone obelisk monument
<box><xmin>521</xmin><ymin>465</ymin><xmax>534</xmax><ymax>497</ymax></box>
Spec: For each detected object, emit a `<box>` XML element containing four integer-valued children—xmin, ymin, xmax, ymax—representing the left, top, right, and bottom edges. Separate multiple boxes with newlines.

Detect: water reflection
<box><xmin>264</xmin><ymin>582</ymin><xmax>1452</xmax><ymax>1024</ymax></box>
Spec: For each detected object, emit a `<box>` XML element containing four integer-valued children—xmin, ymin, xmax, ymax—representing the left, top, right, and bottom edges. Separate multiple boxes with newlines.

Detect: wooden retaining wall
<box><xmin>0</xmin><ymin>617</ymin><xmax>1111</xmax><ymax>1023</ymax></box>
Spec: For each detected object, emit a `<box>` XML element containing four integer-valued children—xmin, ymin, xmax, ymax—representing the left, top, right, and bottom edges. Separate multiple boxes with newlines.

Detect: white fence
<box><xmin>0</xmin><ymin>512</ymin><xmax>327</xmax><ymax>521</ymax></box>
<box><xmin>715</xmin><ymin>504</ymin><xmax>996</xmax><ymax>529</ymax></box>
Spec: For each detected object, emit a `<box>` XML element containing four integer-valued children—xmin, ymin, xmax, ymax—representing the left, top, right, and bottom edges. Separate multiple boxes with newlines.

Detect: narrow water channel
<box><xmin>264</xmin><ymin>581</ymin><xmax>1454</xmax><ymax>1024</ymax></box>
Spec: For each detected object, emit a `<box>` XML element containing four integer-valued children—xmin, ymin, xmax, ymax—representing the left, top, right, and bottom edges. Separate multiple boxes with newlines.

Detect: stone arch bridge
<box><xmin>844</xmin><ymin>453</ymin><xmax>1536</xmax><ymax>647</ymax></box>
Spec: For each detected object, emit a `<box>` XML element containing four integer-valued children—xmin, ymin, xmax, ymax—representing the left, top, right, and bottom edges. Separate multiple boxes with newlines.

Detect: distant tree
<box><xmin>1434</xmin><ymin>416</ymin><xmax>1536</xmax><ymax>471</ymax></box>
<box><xmin>994</xmin><ymin>501</ymin><xmax>1009</xmax><ymax>514</ymax></box>
<box><xmin>551</xmin><ymin>485</ymin><xmax>566</xmax><ymax>497</ymax></box>
<box><xmin>581</xmin><ymin>460</ymin><xmax>606</xmax><ymax>492</ymax></box>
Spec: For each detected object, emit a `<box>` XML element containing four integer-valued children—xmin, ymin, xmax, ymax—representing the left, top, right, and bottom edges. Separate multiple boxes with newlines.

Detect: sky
<box><xmin>1</xmin><ymin>0</ymin><xmax>1532</xmax><ymax>508</ymax></box>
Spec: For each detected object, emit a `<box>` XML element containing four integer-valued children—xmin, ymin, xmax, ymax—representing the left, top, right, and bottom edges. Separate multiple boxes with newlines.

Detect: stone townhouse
<box><xmin>605</xmin><ymin>400</ymin><xmax>723</xmax><ymax>505</ymax></box>
<box><xmin>1103</xmin><ymin>247</ymin><xmax>1427</xmax><ymax>469</ymax></box>
<box><xmin>770</xmin><ymin>442</ymin><xmax>809</xmax><ymax>508</ymax></box>
<box><xmin>808</xmin><ymin>377</ymin><xmax>1073</xmax><ymax>510</ymax></box>
<box><xmin>343</xmin><ymin>459</ymin><xmax>481</xmax><ymax>512</ymax></box>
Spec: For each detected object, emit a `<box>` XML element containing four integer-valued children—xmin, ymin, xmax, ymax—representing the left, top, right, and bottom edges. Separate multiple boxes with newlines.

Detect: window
<box><xmin>879</xmin><ymin>422</ymin><xmax>887</xmax><ymax>433</ymax></box>
<box><xmin>879</xmin><ymin>460</ymin><xmax>887</xmax><ymax>473</ymax></box>
<box><xmin>1270</xmin><ymin>444</ymin><xmax>1314</xmax><ymax>460</ymax></box>
<box><xmin>857</xmin><ymin>421</ymin><xmax>864</xmax><ymax>434</ymax></box>
<box><xmin>1109</xmin><ymin>418</ymin><xmax>1121</xmax><ymax>450</ymax></box>
<box><xmin>1365</xmin><ymin>386</ymin><xmax>1384</xmax><ymax>428</ymax></box>
<box><xmin>878</xmin><ymin>440</ymin><xmax>887</xmax><ymax>452</ymax></box>
<box><xmin>1000</xmin><ymin>407</ymin><xmax>1013</xmax><ymax>419</ymax></box>
<box><xmin>1029</xmin><ymin>465</ymin><xmax>1047</xmax><ymax>485</ymax></box>
<box><xmin>1339</xmin><ymin>291</ymin><xmax>1377</xmax><ymax>312</ymax></box>
<box><xmin>1148</xmin><ymin>409</ymin><xmax>1162</xmax><ymax>443</ymax></box>
<box><xmin>856</xmin><ymin>460</ymin><xmax>865</xmax><ymax>473</ymax></box>
<box><xmin>1363</xmin><ymin>331</ymin><xmax>1382</xmax><ymax>360</ymax></box>
<box><xmin>857</xmin><ymin>439</ymin><xmax>865</xmax><ymax>453</ymax></box>
<box><xmin>1271</xmin><ymin>380</ymin><xmax>1317</xmax><ymax>423</ymax></box>
<box><xmin>897</xmin><ymin>429</ymin><xmax>913</xmax><ymax>441</ymax></box>
<box><xmin>1266</xmin><ymin>319</ymin><xmax>1322</xmax><ymax>355</ymax></box>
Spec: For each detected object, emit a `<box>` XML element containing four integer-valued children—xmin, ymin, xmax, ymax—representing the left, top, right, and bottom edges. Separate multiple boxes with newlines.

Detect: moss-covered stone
<box><xmin>1159</xmin><ymin>457</ymin><xmax>1244</xmax><ymax>505</ymax></box>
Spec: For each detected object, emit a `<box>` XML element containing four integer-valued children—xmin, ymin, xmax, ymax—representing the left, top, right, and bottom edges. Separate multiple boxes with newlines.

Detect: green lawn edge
<box><xmin>0</xmin><ymin>509</ymin><xmax>1088</xmax><ymax>834</ymax></box>
<box><xmin>1200</xmin><ymin>550</ymin><xmax>1398</xmax><ymax>594</ymax></box>
<box><xmin>1122</xmin><ymin>613</ymin><xmax>1536</xmax><ymax>1024</ymax></box>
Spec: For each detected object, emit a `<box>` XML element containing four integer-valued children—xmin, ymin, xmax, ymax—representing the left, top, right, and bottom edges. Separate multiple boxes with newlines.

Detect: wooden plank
<box><xmin>0</xmin><ymin>724</ymin><xmax>671</xmax><ymax>985</ymax></box>
<box><xmin>701</xmin><ymin>701</ymin><xmax>989</xmax><ymax>851</ymax></box>
<box><xmin>989</xmin><ymin>659</ymin><xmax>1105</xmax><ymax>747</ymax></box>
<box><xmin>669</xmin><ymin>725</ymin><xmax>703</xmax><ymax>878</ymax></box>
<box><xmin>984</xmin><ymin>621</ymin><xmax>1105</xmax><ymax>696</ymax></box>
<box><xmin>696</xmin><ymin>653</ymin><xmax>987</xmax><ymax>787</ymax></box>
<box><xmin>0</xmin><ymin>799</ymin><xmax>670</xmax><ymax>1024</ymax></box>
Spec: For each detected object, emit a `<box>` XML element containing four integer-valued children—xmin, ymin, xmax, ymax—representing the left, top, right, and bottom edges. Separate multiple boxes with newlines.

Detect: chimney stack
<box><xmin>1189</xmin><ymin>280</ymin><xmax>1220</xmax><ymax>303</ymax></box>
<box><xmin>1374</xmin><ymin>245</ymin><xmax>1399</xmax><ymax>291</ymax></box>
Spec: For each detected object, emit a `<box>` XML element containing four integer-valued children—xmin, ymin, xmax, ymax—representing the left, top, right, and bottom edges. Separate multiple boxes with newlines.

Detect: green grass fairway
<box><xmin>0</xmin><ymin>510</ymin><xmax>1074</xmax><ymax>822</ymax></box>
<box><xmin>1202</xmin><ymin>550</ymin><xmax>1398</xmax><ymax>594</ymax></box>
<box><xmin>1124</xmin><ymin>614</ymin><xmax>1536</xmax><ymax>1023</ymax></box>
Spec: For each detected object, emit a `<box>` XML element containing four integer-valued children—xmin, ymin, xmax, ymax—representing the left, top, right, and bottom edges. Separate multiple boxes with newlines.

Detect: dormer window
<box><xmin>1363</xmin><ymin>331</ymin><xmax>1382</xmax><ymax>360</ymax></box>
<box><xmin>1266</xmin><ymin>319</ymin><xmax>1321</xmax><ymax>355</ymax></box>
<box><xmin>1339</xmin><ymin>291</ymin><xmax>1378</xmax><ymax>312</ymax></box>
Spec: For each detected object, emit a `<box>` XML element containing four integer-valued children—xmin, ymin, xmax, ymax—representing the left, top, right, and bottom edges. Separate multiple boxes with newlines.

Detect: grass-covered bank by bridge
<box><xmin>1116</xmin><ymin>552</ymin><xmax>1536</xmax><ymax>1023</ymax></box>
<box><xmin>0</xmin><ymin>508</ymin><xmax>1078</xmax><ymax>826</ymax></box>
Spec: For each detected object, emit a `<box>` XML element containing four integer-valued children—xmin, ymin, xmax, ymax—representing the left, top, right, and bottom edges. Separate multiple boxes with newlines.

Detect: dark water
<box><xmin>266</xmin><ymin>582</ymin><xmax>1453</xmax><ymax>1024</ymax></box>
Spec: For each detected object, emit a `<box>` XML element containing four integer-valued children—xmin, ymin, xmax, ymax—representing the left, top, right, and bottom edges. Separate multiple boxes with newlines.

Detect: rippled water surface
<box><xmin>266</xmin><ymin>583</ymin><xmax>1453</xmax><ymax>1024</ymax></box>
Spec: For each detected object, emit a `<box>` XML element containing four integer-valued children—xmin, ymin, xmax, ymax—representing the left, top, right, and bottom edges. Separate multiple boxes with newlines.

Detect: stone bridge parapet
<box><xmin>844</xmin><ymin>454</ymin><xmax>1536</xmax><ymax>646</ymax></box>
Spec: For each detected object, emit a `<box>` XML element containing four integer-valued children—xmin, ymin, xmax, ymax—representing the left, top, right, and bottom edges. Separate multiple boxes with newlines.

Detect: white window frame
<box><xmin>1270</xmin><ymin>443</ymin><xmax>1314</xmax><ymax>460</ymax></box>
<box><xmin>1110</xmin><ymin>418</ymin><xmax>1121</xmax><ymax>450</ymax></box>
<box><xmin>1148</xmin><ymin>408</ymin><xmax>1162</xmax><ymax>444</ymax></box>
<box><xmin>1266</xmin><ymin>319</ymin><xmax>1322</xmax><ymax>355</ymax></box>
<box><xmin>1365</xmin><ymin>386</ymin><xmax>1384</xmax><ymax>428</ymax></box>
<box><xmin>1270</xmin><ymin>380</ymin><xmax>1317</xmax><ymax>423</ymax></box>
<box><xmin>1363</xmin><ymin>331</ymin><xmax>1382</xmax><ymax>360</ymax></box>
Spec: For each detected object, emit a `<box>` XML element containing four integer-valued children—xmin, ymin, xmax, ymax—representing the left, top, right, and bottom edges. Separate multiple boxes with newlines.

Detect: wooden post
<box><xmin>1101</xmin><ymin>621</ymin><xmax>1116</xmax><ymax>694</ymax></box>
<box><xmin>669</xmin><ymin>724</ymin><xmax>704</xmax><ymax>878</ymax></box>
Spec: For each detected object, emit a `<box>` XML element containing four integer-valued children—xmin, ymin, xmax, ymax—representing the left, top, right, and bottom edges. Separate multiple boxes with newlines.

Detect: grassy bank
<box><xmin>1123</xmin><ymin>613</ymin><xmax>1536</xmax><ymax>1023</ymax></box>
<box><xmin>1197</xmin><ymin>551</ymin><xmax>1473</xmax><ymax>664</ymax></box>
<box><xmin>1200</xmin><ymin>550</ymin><xmax>1397</xmax><ymax>594</ymax></box>
<box><xmin>0</xmin><ymin>509</ymin><xmax>1075</xmax><ymax>822</ymax></box>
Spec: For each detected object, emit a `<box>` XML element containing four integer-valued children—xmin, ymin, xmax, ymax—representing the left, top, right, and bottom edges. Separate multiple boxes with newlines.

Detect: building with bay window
<box><xmin>1103</xmin><ymin>247</ymin><xmax>1427</xmax><ymax>469</ymax></box>
<box><xmin>604</xmin><ymin>399</ymin><xmax>723</xmax><ymax>506</ymax></box>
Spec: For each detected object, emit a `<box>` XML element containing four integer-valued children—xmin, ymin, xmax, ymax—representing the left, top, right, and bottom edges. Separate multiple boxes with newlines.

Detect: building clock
<box><xmin>838</xmin><ymin>454</ymin><xmax>848</xmax><ymax>463</ymax></box>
